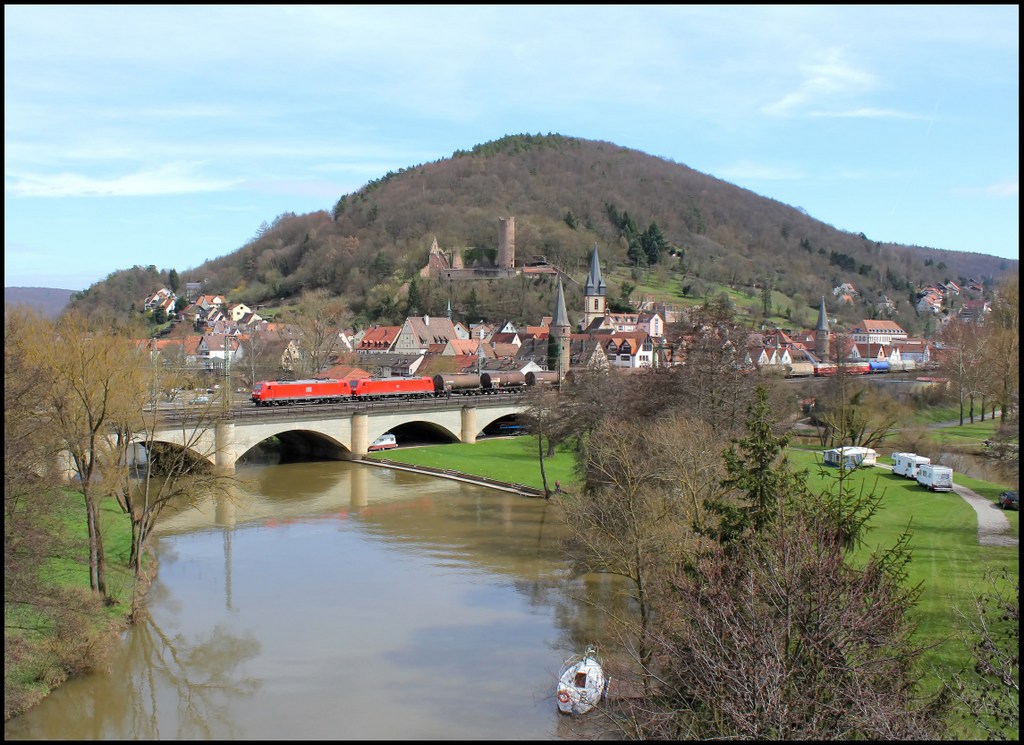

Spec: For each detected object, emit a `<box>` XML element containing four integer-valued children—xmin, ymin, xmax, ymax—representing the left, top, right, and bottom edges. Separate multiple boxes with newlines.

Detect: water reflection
<box><xmin>5</xmin><ymin>606</ymin><xmax>261</xmax><ymax>740</ymax></box>
<box><xmin>6</xmin><ymin>461</ymin><xmax>630</xmax><ymax>740</ymax></box>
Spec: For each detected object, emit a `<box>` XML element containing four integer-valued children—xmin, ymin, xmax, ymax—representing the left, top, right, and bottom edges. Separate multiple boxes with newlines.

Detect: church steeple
<box><xmin>583</xmin><ymin>243</ymin><xmax>606</xmax><ymax>297</ymax></box>
<box><xmin>815</xmin><ymin>296</ymin><xmax>830</xmax><ymax>362</ymax></box>
<box><xmin>582</xmin><ymin>243</ymin><xmax>607</xmax><ymax>330</ymax></box>
<box><xmin>551</xmin><ymin>278</ymin><xmax>571</xmax><ymax>380</ymax></box>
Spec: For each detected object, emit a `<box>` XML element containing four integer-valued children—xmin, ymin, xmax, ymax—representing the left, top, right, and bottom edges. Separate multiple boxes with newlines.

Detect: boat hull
<box><xmin>556</xmin><ymin>649</ymin><xmax>608</xmax><ymax>715</ymax></box>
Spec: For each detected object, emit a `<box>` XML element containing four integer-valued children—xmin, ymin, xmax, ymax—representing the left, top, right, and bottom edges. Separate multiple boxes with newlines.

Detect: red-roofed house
<box><xmin>357</xmin><ymin>325</ymin><xmax>400</xmax><ymax>353</ymax></box>
<box><xmin>850</xmin><ymin>320</ymin><xmax>908</xmax><ymax>346</ymax></box>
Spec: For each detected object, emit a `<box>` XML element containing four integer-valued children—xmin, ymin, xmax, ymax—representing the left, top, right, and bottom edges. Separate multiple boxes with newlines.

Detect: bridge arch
<box><xmin>147</xmin><ymin>399</ymin><xmax>527</xmax><ymax>472</ymax></box>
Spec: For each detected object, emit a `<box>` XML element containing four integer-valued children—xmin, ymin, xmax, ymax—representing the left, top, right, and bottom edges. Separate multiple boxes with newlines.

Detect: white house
<box><xmin>849</xmin><ymin>319</ymin><xmax>908</xmax><ymax>346</ymax></box>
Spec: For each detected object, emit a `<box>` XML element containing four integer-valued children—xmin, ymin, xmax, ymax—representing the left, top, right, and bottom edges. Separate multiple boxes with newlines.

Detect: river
<box><xmin>5</xmin><ymin>460</ymin><xmax>625</xmax><ymax>740</ymax></box>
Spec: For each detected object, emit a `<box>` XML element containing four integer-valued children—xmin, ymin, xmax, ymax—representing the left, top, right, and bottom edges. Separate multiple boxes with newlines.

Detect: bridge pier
<box><xmin>461</xmin><ymin>406</ymin><xmax>477</xmax><ymax>444</ymax></box>
<box><xmin>215</xmin><ymin>420</ymin><xmax>236</xmax><ymax>474</ymax></box>
<box><xmin>351</xmin><ymin>412</ymin><xmax>369</xmax><ymax>457</ymax></box>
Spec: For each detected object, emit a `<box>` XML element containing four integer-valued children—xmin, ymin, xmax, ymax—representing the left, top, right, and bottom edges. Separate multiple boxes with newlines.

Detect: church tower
<box><xmin>815</xmin><ymin>296</ymin><xmax>830</xmax><ymax>362</ymax></box>
<box><xmin>582</xmin><ymin>243</ymin><xmax>607</xmax><ymax>330</ymax></box>
<box><xmin>551</xmin><ymin>278</ymin><xmax>571</xmax><ymax>381</ymax></box>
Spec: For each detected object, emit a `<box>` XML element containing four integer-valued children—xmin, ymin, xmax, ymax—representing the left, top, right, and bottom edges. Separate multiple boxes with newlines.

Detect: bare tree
<box><xmin>940</xmin><ymin>319</ymin><xmax>987</xmax><ymax>426</ymax></box>
<box><xmin>661</xmin><ymin>297</ymin><xmax>767</xmax><ymax>435</ymax></box>
<box><xmin>555</xmin><ymin>414</ymin><xmax>723</xmax><ymax>694</ymax></box>
<box><xmin>815</xmin><ymin>375</ymin><xmax>903</xmax><ymax>450</ymax></box>
<box><xmin>102</xmin><ymin>357</ymin><xmax>235</xmax><ymax>590</ymax></box>
<box><xmin>983</xmin><ymin>276</ymin><xmax>1019</xmax><ymax>425</ymax></box>
<box><xmin>27</xmin><ymin>311</ymin><xmax>149</xmax><ymax>597</ymax></box>
<box><xmin>947</xmin><ymin>568</ymin><xmax>1019</xmax><ymax>740</ymax></box>
<box><xmin>633</xmin><ymin>509</ymin><xmax>946</xmax><ymax>740</ymax></box>
<box><xmin>284</xmin><ymin>289</ymin><xmax>351</xmax><ymax>376</ymax></box>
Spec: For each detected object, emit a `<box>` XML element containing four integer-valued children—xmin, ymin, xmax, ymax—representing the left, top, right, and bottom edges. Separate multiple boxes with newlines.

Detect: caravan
<box><xmin>823</xmin><ymin>446</ymin><xmax>878</xmax><ymax>469</ymax></box>
<box><xmin>892</xmin><ymin>452</ymin><xmax>930</xmax><ymax>479</ymax></box>
<box><xmin>916</xmin><ymin>464</ymin><xmax>954</xmax><ymax>492</ymax></box>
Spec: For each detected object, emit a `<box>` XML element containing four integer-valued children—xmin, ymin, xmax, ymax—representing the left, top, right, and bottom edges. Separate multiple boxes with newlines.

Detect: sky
<box><xmin>4</xmin><ymin>5</ymin><xmax>1019</xmax><ymax>291</ymax></box>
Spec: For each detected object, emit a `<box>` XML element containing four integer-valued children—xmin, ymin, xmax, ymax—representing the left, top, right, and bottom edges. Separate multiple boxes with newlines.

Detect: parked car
<box><xmin>368</xmin><ymin>433</ymin><xmax>398</xmax><ymax>452</ymax></box>
<box><xmin>998</xmin><ymin>491</ymin><xmax>1018</xmax><ymax>510</ymax></box>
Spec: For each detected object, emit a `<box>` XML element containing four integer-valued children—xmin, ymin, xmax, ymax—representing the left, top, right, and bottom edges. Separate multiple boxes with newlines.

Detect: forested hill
<box><xmin>68</xmin><ymin>133</ymin><xmax>1016</xmax><ymax>328</ymax></box>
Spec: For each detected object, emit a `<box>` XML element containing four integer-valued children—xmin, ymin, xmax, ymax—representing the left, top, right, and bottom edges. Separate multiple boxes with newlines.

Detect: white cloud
<box><xmin>983</xmin><ymin>180</ymin><xmax>1019</xmax><ymax>198</ymax></box>
<box><xmin>6</xmin><ymin>164</ymin><xmax>239</xmax><ymax>198</ymax></box>
<box><xmin>809</xmin><ymin>108</ymin><xmax>928</xmax><ymax>120</ymax></box>
<box><xmin>761</xmin><ymin>51</ymin><xmax>877</xmax><ymax>117</ymax></box>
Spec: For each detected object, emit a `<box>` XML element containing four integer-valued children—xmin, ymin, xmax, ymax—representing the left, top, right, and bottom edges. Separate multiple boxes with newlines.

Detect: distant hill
<box><xmin>5</xmin><ymin>287</ymin><xmax>75</xmax><ymax>319</ymax></box>
<box><xmin>67</xmin><ymin>133</ymin><xmax>1017</xmax><ymax>332</ymax></box>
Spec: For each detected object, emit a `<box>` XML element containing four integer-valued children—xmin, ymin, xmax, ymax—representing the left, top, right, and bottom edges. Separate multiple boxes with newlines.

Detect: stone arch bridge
<box><xmin>145</xmin><ymin>397</ymin><xmax>528</xmax><ymax>473</ymax></box>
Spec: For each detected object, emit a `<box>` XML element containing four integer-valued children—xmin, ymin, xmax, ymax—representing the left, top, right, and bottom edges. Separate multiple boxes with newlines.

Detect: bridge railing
<box><xmin>151</xmin><ymin>392</ymin><xmax>527</xmax><ymax>424</ymax></box>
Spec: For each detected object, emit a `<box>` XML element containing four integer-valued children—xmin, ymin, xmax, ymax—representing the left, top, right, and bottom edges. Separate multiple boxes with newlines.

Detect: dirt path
<box><xmin>875</xmin><ymin>463</ymin><xmax>1016</xmax><ymax>548</ymax></box>
<box><xmin>950</xmin><ymin>482</ymin><xmax>1018</xmax><ymax>548</ymax></box>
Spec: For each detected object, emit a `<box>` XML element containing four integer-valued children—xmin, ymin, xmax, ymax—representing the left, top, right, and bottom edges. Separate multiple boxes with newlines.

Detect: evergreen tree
<box><xmin>703</xmin><ymin>385</ymin><xmax>805</xmax><ymax>545</ymax></box>
<box><xmin>641</xmin><ymin>222</ymin><xmax>668</xmax><ymax>265</ymax></box>
<box><xmin>406</xmin><ymin>276</ymin><xmax>422</xmax><ymax>315</ymax></box>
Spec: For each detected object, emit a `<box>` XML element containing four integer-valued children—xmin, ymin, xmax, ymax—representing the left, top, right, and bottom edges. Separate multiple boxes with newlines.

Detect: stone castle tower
<box><xmin>497</xmin><ymin>216</ymin><xmax>515</xmax><ymax>270</ymax></box>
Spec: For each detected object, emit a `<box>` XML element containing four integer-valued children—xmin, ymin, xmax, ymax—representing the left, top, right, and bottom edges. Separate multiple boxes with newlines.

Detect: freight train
<box><xmin>251</xmin><ymin>370</ymin><xmax>559</xmax><ymax>406</ymax></box>
<box><xmin>782</xmin><ymin>359</ymin><xmax>917</xmax><ymax>378</ymax></box>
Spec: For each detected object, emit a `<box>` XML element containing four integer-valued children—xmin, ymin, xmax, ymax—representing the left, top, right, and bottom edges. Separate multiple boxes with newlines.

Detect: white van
<box><xmin>368</xmin><ymin>433</ymin><xmax>397</xmax><ymax>452</ymax></box>
<box><xmin>916</xmin><ymin>464</ymin><xmax>954</xmax><ymax>492</ymax></box>
<box><xmin>892</xmin><ymin>452</ymin><xmax>930</xmax><ymax>479</ymax></box>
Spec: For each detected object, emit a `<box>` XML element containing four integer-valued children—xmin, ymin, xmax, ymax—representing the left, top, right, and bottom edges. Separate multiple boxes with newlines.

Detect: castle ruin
<box><xmin>421</xmin><ymin>217</ymin><xmax>518</xmax><ymax>280</ymax></box>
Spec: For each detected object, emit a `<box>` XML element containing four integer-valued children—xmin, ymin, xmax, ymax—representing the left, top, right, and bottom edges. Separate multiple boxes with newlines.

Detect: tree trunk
<box><xmin>537</xmin><ymin>434</ymin><xmax>550</xmax><ymax>498</ymax></box>
<box><xmin>91</xmin><ymin>498</ymin><xmax>107</xmax><ymax>597</ymax></box>
<box><xmin>85</xmin><ymin>495</ymin><xmax>100</xmax><ymax>593</ymax></box>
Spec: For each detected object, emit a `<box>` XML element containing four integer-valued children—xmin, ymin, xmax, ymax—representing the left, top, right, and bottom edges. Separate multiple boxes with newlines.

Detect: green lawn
<box><xmin>366</xmin><ymin>435</ymin><xmax>578</xmax><ymax>492</ymax></box>
<box><xmin>382</xmin><ymin>438</ymin><xmax>1019</xmax><ymax>716</ymax></box>
<box><xmin>5</xmin><ymin>493</ymin><xmax>138</xmax><ymax>719</ymax></box>
<box><xmin>929</xmin><ymin>418</ymin><xmax>1004</xmax><ymax>448</ymax></box>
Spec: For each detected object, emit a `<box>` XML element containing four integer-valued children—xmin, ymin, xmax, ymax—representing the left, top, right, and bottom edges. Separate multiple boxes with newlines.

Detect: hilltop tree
<box><xmin>640</xmin><ymin>222</ymin><xmax>668</xmax><ymax>265</ymax></box>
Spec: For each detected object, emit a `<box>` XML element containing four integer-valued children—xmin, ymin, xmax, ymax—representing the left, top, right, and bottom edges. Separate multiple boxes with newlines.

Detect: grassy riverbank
<box><xmin>4</xmin><ymin>493</ymin><xmax>138</xmax><ymax>721</ymax></box>
<box><xmin>365</xmin><ymin>435</ymin><xmax>579</xmax><ymax>493</ymax></box>
<box><xmin>377</xmin><ymin>433</ymin><xmax>1019</xmax><ymax>734</ymax></box>
<box><xmin>9</xmin><ymin>429</ymin><xmax>1016</xmax><ymax>734</ymax></box>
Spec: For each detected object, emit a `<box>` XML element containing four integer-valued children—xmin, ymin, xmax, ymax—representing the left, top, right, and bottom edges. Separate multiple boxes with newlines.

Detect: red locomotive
<box><xmin>251</xmin><ymin>378</ymin><xmax>351</xmax><ymax>406</ymax></box>
<box><xmin>253</xmin><ymin>370</ymin><xmax>556</xmax><ymax>406</ymax></box>
<box><xmin>348</xmin><ymin>376</ymin><xmax>435</xmax><ymax>400</ymax></box>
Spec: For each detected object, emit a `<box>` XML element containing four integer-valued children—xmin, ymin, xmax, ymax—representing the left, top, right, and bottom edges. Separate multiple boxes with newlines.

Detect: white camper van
<box><xmin>892</xmin><ymin>452</ymin><xmax>931</xmax><ymax>479</ymax></box>
<box><xmin>916</xmin><ymin>464</ymin><xmax>954</xmax><ymax>492</ymax></box>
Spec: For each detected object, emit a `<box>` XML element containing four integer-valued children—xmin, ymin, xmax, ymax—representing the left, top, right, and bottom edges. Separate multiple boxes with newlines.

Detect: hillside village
<box><xmin>136</xmin><ymin>220</ymin><xmax>1000</xmax><ymax>394</ymax></box>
